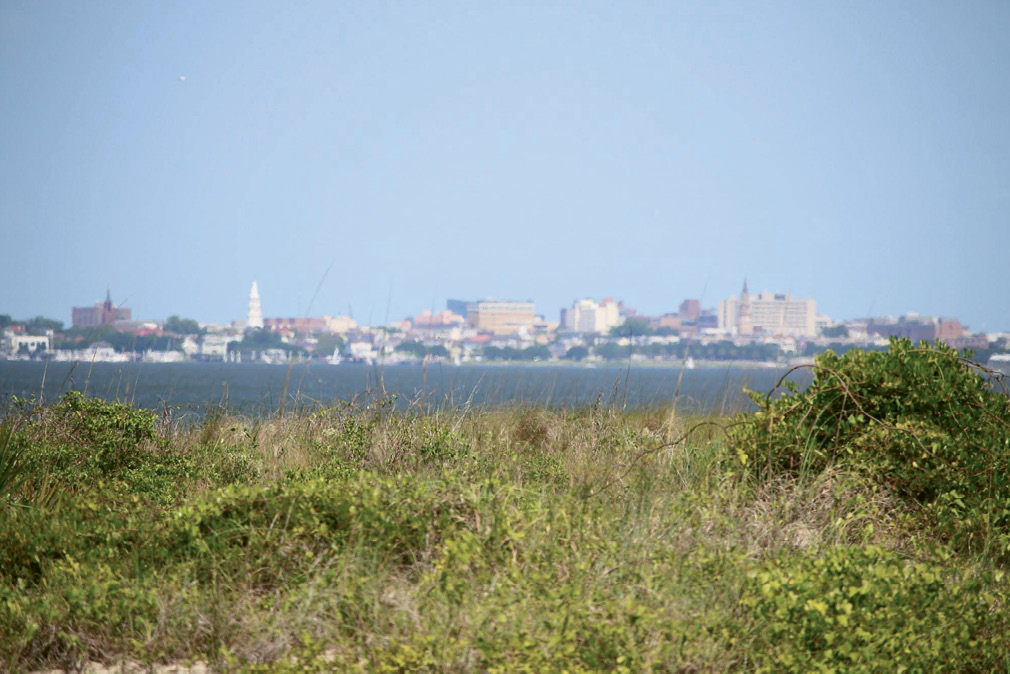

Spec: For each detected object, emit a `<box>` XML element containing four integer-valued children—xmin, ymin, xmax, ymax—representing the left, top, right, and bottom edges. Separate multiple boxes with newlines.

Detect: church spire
<box><xmin>738</xmin><ymin>278</ymin><xmax>753</xmax><ymax>336</ymax></box>
<box><xmin>247</xmin><ymin>281</ymin><xmax>264</xmax><ymax>329</ymax></box>
<box><xmin>101</xmin><ymin>285</ymin><xmax>115</xmax><ymax>324</ymax></box>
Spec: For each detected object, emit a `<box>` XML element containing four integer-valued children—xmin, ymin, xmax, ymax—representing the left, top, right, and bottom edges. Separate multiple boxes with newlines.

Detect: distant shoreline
<box><xmin>0</xmin><ymin>357</ymin><xmax>802</xmax><ymax>370</ymax></box>
<box><xmin>440</xmin><ymin>359</ymin><xmax>795</xmax><ymax>370</ymax></box>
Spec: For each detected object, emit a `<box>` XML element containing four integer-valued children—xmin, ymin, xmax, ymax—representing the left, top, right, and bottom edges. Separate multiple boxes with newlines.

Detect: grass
<box><xmin>2</xmin><ymin>356</ymin><xmax>1009</xmax><ymax>672</ymax></box>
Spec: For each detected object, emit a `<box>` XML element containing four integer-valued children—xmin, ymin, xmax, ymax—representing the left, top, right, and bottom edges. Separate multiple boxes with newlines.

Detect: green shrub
<box><xmin>6</xmin><ymin>389</ymin><xmax>1010</xmax><ymax>671</ymax></box>
<box><xmin>51</xmin><ymin>391</ymin><xmax>156</xmax><ymax>470</ymax></box>
<box><xmin>15</xmin><ymin>392</ymin><xmax>156</xmax><ymax>482</ymax></box>
<box><xmin>9</xmin><ymin>393</ymin><xmax>221</xmax><ymax>505</ymax></box>
<box><xmin>0</xmin><ymin>501</ymin><xmax>73</xmax><ymax>584</ymax></box>
<box><xmin>740</xmin><ymin>545</ymin><xmax>1009</xmax><ymax>671</ymax></box>
<box><xmin>732</xmin><ymin>338</ymin><xmax>1010</xmax><ymax>558</ymax></box>
<box><xmin>153</xmin><ymin>474</ymin><xmax>522</xmax><ymax>586</ymax></box>
<box><xmin>418</xmin><ymin>423</ymin><xmax>468</xmax><ymax>464</ymax></box>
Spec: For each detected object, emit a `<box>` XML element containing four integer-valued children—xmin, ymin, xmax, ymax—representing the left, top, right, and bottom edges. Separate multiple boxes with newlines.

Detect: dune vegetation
<box><xmin>1</xmin><ymin>338</ymin><xmax>1009</xmax><ymax>672</ymax></box>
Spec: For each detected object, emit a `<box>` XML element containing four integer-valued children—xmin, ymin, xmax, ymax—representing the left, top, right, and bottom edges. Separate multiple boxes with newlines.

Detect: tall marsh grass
<box><xmin>2</xmin><ymin>340</ymin><xmax>1009</xmax><ymax>672</ymax></box>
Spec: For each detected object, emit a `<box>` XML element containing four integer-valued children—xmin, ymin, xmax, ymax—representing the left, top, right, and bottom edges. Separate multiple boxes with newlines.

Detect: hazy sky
<box><xmin>3</xmin><ymin>1</ymin><xmax>1009</xmax><ymax>330</ymax></box>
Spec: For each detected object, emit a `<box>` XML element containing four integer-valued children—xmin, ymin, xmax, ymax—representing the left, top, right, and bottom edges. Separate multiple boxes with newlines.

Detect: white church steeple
<box><xmin>248</xmin><ymin>281</ymin><xmax>264</xmax><ymax>329</ymax></box>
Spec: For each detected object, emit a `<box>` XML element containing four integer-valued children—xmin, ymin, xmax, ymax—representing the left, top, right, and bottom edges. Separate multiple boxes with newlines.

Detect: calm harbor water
<box><xmin>0</xmin><ymin>360</ymin><xmax>809</xmax><ymax>416</ymax></box>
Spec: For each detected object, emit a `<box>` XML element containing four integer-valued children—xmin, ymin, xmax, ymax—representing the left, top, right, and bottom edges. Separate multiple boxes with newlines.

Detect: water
<box><xmin>0</xmin><ymin>360</ymin><xmax>809</xmax><ymax>416</ymax></box>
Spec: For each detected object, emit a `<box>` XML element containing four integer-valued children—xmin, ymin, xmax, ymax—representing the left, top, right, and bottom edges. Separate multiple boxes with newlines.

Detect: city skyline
<box><xmin>11</xmin><ymin>279</ymin><xmax>987</xmax><ymax>339</ymax></box>
<box><xmin>3</xmin><ymin>278</ymin><xmax>990</xmax><ymax>367</ymax></box>
<box><xmin>2</xmin><ymin>3</ymin><xmax>1009</xmax><ymax>331</ymax></box>
<box><xmin>0</xmin><ymin>276</ymin><xmax>993</xmax><ymax>335</ymax></box>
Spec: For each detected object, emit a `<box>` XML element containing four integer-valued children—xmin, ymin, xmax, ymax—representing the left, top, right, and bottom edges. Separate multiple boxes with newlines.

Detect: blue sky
<box><xmin>2</xmin><ymin>1</ymin><xmax>1008</xmax><ymax>331</ymax></box>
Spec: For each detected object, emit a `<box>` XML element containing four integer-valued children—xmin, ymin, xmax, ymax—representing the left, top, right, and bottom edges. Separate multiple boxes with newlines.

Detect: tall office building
<box><xmin>446</xmin><ymin>299</ymin><xmax>470</xmax><ymax>319</ymax></box>
<box><xmin>718</xmin><ymin>282</ymin><xmax>816</xmax><ymax>337</ymax></box>
<box><xmin>561</xmin><ymin>298</ymin><xmax>621</xmax><ymax>333</ymax></box>
<box><xmin>466</xmin><ymin>300</ymin><xmax>536</xmax><ymax>335</ymax></box>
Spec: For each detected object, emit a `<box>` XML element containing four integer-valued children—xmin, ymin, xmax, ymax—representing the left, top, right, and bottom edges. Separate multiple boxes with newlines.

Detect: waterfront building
<box><xmin>657</xmin><ymin>314</ymin><xmax>682</xmax><ymax>330</ymax></box>
<box><xmin>200</xmin><ymin>334</ymin><xmax>232</xmax><ymax>359</ymax></box>
<box><xmin>322</xmin><ymin>315</ymin><xmax>357</xmax><ymax>333</ymax></box>
<box><xmin>181</xmin><ymin>336</ymin><xmax>200</xmax><ymax>357</ymax></box>
<box><xmin>72</xmin><ymin>288</ymin><xmax>131</xmax><ymax>328</ymax></box>
<box><xmin>412</xmin><ymin>310</ymin><xmax>464</xmax><ymax>330</ymax></box>
<box><xmin>561</xmin><ymin>298</ymin><xmax>621</xmax><ymax>334</ymax></box>
<box><xmin>263</xmin><ymin>317</ymin><xmax>326</xmax><ymax>333</ymax></box>
<box><xmin>679</xmin><ymin>299</ymin><xmax>701</xmax><ymax>323</ymax></box>
<box><xmin>866</xmin><ymin>314</ymin><xmax>965</xmax><ymax>342</ymax></box>
<box><xmin>466</xmin><ymin>300</ymin><xmax>536</xmax><ymax>336</ymax></box>
<box><xmin>247</xmin><ymin>282</ymin><xmax>264</xmax><ymax>329</ymax></box>
<box><xmin>2</xmin><ymin>329</ymin><xmax>51</xmax><ymax>355</ymax></box>
<box><xmin>718</xmin><ymin>282</ymin><xmax>817</xmax><ymax>337</ymax></box>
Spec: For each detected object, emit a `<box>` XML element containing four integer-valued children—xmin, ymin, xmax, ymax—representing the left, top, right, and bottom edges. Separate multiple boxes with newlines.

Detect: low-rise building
<box><xmin>264</xmin><ymin>317</ymin><xmax>326</xmax><ymax>334</ymax></box>
<box><xmin>200</xmin><ymin>334</ymin><xmax>232</xmax><ymax>359</ymax></box>
<box><xmin>321</xmin><ymin>315</ymin><xmax>357</xmax><ymax>333</ymax></box>
<box><xmin>411</xmin><ymin>310</ymin><xmax>464</xmax><ymax>330</ymax></box>
<box><xmin>2</xmin><ymin>329</ymin><xmax>51</xmax><ymax>356</ymax></box>
<box><xmin>866</xmin><ymin>314</ymin><xmax>965</xmax><ymax>343</ymax></box>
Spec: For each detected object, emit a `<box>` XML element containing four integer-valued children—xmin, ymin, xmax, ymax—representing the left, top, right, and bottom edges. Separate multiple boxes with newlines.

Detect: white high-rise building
<box><xmin>718</xmin><ymin>285</ymin><xmax>816</xmax><ymax>337</ymax></box>
<box><xmin>562</xmin><ymin>298</ymin><xmax>621</xmax><ymax>334</ymax></box>
<box><xmin>248</xmin><ymin>281</ymin><xmax>264</xmax><ymax>329</ymax></box>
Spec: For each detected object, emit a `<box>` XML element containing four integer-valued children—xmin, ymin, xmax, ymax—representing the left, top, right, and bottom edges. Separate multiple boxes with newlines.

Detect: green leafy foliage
<box><xmin>162</xmin><ymin>315</ymin><xmax>203</xmax><ymax>335</ymax></box>
<box><xmin>563</xmin><ymin>345</ymin><xmax>590</xmax><ymax>361</ymax></box>
<box><xmin>732</xmin><ymin>338</ymin><xmax>1010</xmax><ymax>558</ymax></box>
<box><xmin>23</xmin><ymin>315</ymin><xmax>64</xmax><ymax>333</ymax></box>
<box><xmin>394</xmin><ymin>340</ymin><xmax>449</xmax><ymax>359</ymax></box>
<box><xmin>608</xmin><ymin>317</ymin><xmax>654</xmax><ymax>337</ymax></box>
<box><xmin>16</xmin><ymin>391</ymin><xmax>156</xmax><ymax>479</ymax></box>
<box><xmin>3</xmin><ymin>384</ymin><xmax>1010</xmax><ymax>671</ymax></box>
<box><xmin>740</xmin><ymin>545</ymin><xmax>1008</xmax><ymax>671</ymax></box>
<box><xmin>229</xmin><ymin>327</ymin><xmax>292</xmax><ymax>353</ymax></box>
<box><xmin>312</xmin><ymin>332</ymin><xmax>345</xmax><ymax>357</ymax></box>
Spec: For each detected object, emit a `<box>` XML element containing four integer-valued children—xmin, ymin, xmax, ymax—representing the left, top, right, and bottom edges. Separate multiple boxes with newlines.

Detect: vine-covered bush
<box><xmin>3</xmin><ymin>392</ymin><xmax>187</xmax><ymax>505</ymax></box>
<box><xmin>731</xmin><ymin>338</ymin><xmax>1010</xmax><ymax>557</ymax></box>
<box><xmin>31</xmin><ymin>391</ymin><xmax>156</xmax><ymax>475</ymax></box>
<box><xmin>740</xmin><ymin>545</ymin><xmax>1008</xmax><ymax>672</ymax></box>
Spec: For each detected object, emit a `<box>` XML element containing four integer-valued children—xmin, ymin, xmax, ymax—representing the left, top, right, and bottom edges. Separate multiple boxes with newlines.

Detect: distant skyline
<box><xmin>3</xmin><ymin>2</ymin><xmax>1009</xmax><ymax>331</ymax></box>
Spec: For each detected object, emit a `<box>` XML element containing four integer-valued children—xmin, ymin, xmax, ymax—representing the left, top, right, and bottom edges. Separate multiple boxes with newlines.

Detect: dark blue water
<box><xmin>0</xmin><ymin>361</ymin><xmax>808</xmax><ymax>416</ymax></box>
